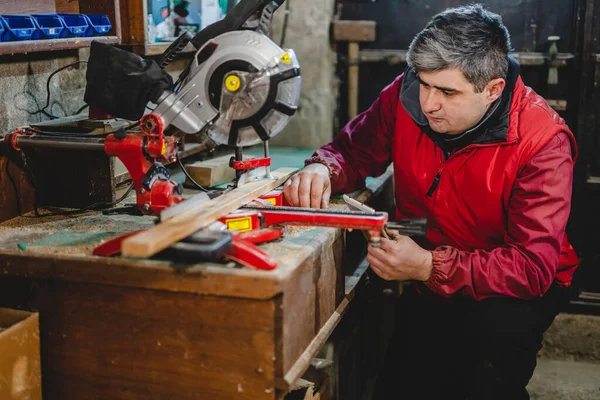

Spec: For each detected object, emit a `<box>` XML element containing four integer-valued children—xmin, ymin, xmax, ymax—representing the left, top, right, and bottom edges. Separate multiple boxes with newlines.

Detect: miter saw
<box><xmin>5</xmin><ymin>0</ymin><xmax>300</xmax><ymax>216</ymax></box>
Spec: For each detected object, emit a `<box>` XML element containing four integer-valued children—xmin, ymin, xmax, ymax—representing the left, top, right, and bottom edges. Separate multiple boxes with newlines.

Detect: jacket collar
<box><xmin>400</xmin><ymin>57</ymin><xmax>521</xmax><ymax>150</ymax></box>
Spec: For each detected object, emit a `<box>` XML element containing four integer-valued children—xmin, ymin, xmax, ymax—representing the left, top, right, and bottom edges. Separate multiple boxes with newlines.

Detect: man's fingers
<box><xmin>367</xmin><ymin>256</ymin><xmax>389</xmax><ymax>281</ymax></box>
<box><xmin>284</xmin><ymin>176</ymin><xmax>300</xmax><ymax>206</ymax></box>
<box><xmin>321</xmin><ymin>184</ymin><xmax>331</xmax><ymax>209</ymax></box>
<box><xmin>367</xmin><ymin>245</ymin><xmax>388</xmax><ymax>264</ymax></box>
<box><xmin>310</xmin><ymin>175</ymin><xmax>325</xmax><ymax>209</ymax></box>
<box><xmin>298</xmin><ymin>174</ymin><xmax>314</xmax><ymax>208</ymax></box>
<box><xmin>379</xmin><ymin>237</ymin><xmax>401</xmax><ymax>252</ymax></box>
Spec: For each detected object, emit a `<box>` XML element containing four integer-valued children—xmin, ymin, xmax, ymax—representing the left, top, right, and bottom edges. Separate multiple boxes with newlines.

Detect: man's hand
<box><xmin>367</xmin><ymin>233</ymin><xmax>433</xmax><ymax>281</ymax></box>
<box><xmin>284</xmin><ymin>163</ymin><xmax>331</xmax><ymax>209</ymax></box>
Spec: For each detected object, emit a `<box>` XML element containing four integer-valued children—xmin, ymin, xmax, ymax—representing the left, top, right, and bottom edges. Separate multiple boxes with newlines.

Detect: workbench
<box><xmin>0</xmin><ymin>153</ymin><xmax>394</xmax><ymax>399</ymax></box>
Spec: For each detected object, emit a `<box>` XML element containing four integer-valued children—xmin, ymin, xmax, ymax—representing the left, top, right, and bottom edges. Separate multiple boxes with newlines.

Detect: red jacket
<box><xmin>309</xmin><ymin>73</ymin><xmax>578</xmax><ymax>300</ymax></box>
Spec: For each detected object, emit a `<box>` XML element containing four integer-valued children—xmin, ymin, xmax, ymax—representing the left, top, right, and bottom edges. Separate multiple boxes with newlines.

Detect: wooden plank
<box><xmin>184</xmin><ymin>154</ymin><xmax>239</xmax><ymax>187</ymax></box>
<box><xmin>280</xmin><ymin>295</ymin><xmax>353</xmax><ymax>390</ymax></box>
<box><xmin>360</xmin><ymin>49</ymin><xmax>408</xmax><ymax>65</ymax></box>
<box><xmin>79</xmin><ymin>0</ymin><xmax>121</xmax><ymax>38</ymax></box>
<box><xmin>332</xmin><ymin>20</ymin><xmax>376</xmax><ymax>43</ymax></box>
<box><xmin>348</xmin><ymin>42</ymin><xmax>360</xmax><ymax>119</ymax></box>
<box><xmin>276</xmin><ymin>227</ymin><xmax>344</xmax><ymax>379</ymax></box>
<box><xmin>546</xmin><ymin>99</ymin><xmax>568</xmax><ymax>111</ymax></box>
<box><xmin>122</xmin><ymin>168</ymin><xmax>297</xmax><ymax>258</ymax></box>
<box><xmin>0</xmin><ymin>251</ymin><xmax>283</xmax><ymax>299</ymax></box>
<box><xmin>0</xmin><ymin>278</ymin><xmax>278</xmax><ymax>400</ymax></box>
<box><xmin>0</xmin><ymin>309</ymin><xmax>42</xmax><ymax>400</ymax></box>
<box><xmin>55</xmin><ymin>0</ymin><xmax>79</xmax><ymax>13</ymax></box>
<box><xmin>118</xmin><ymin>0</ymin><xmax>146</xmax><ymax>46</ymax></box>
<box><xmin>0</xmin><ymin>37</ymin><xmax>120</xmax><ymax>56</ymax></box>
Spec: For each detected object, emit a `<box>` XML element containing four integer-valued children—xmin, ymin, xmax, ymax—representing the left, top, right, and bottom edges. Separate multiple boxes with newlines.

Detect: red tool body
<box><xmin>104</xmin><ymin>114</ymin><xmax>184</xmax><ymax>214</ymax></box>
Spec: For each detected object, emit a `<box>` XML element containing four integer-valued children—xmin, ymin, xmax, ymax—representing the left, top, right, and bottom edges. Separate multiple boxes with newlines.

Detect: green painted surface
<box><xmin>30</xmin><ymin>231</ymin><xmax>118</xmax><ymax>247</ymax></box>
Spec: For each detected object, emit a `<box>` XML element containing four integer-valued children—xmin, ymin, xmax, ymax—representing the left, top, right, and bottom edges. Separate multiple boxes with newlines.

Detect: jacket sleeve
<box><xmin>424</xmin><ymin>132</ymin><xmax>575</xmax><ymax>300</ymax></box>
<box><xmin>304</xmin><ymin>76</ymin><xmax>401</xmax><ymax>194</ymax></box>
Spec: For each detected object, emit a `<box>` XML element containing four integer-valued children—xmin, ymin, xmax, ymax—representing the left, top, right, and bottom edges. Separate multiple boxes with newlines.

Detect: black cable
<box><xmin>28</xmin><ymin>183</ymin><xmax>135</xmax><ymax>218</ymax></box>
<box><xmin>280</xmin><ymin>0</ymin><xmax>290</xmax><ymax>48</ymax></box>
<box><xmin>176</xmin><ymin>152</ymin><xmax>209</xmax><ymax>192</ymax></box>
<box><xmin>30</xmin><ymin>60</ymin><xmax>88</xmax><ymax>120</ymax></box>
<box><xmin>5</xmin><ymin>158</ymin><xmax>22</xmax><ymax>216</ymax></box>
<box><xmin>75</xmin><ymin>104</ymin><xmax>89</xmax><ymax>115</ymax></box>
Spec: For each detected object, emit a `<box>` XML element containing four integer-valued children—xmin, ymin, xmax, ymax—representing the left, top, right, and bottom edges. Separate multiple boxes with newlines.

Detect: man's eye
<box><xmin>442</xmin><ymin>91</ymin><xmax>453</xmax><ymax>97</ymax></box>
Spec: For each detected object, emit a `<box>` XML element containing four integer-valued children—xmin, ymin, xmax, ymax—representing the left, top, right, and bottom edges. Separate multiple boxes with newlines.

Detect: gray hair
<box><xmin>406</xmin><ymin>4</ymin><xmax>512</xmax><ymax>92</ymax></box>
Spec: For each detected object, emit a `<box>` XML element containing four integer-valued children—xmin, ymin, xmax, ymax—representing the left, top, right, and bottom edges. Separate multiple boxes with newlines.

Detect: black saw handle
<box><xmin>190</xmin><ymin>0</ymin><xmax>285</xmax><ymax>49</ymax></box>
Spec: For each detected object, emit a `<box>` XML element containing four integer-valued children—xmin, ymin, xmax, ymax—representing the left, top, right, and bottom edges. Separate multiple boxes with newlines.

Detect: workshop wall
<box><xmin>268</xmin><ymin>0</ymin><xmax>338</xmax><ymax>149</ymax></box>
<box><xmin>0</xmin><ymin>50</ymin><xmax>88</xmax><ymax>133</ymax></box>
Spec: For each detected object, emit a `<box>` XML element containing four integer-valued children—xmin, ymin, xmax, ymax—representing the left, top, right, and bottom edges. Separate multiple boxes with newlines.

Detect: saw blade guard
<box><xmin>153</xmin><ymin>30</ymin><xmax>301</xmax><ymax>147</ymax></box>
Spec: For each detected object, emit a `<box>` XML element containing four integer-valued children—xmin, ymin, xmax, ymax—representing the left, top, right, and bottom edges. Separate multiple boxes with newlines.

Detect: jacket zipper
<box><xmin>426</xmin><ymin>169</ymin><xmax>442</xmax><ymax>197</ymax></box>
<box><xmin>425</xmin><ymin>142</ymin><xmax>508</xmax><ymax>197</ymax></box>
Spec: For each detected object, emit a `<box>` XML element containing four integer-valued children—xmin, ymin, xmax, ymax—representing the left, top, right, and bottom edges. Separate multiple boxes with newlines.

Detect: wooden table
<box><xmin>0</xmin><ymin>169</ymin><xmax>393</xmax><ymax>400</ymax></box>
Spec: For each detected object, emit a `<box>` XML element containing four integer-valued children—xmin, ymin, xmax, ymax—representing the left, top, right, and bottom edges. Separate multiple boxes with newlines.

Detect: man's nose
<box><xmin>421</xmin><ymin>90</ymin><xmax>442</xmax><ymax>113</ymax></box>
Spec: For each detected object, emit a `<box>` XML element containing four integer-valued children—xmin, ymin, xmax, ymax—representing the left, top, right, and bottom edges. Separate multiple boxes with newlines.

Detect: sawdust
<box><xmin>24</xmin><ymin>246</ymin><xmax>95</xmax><ymax>256</ymax></box>
<box><xmin>0</xmin><ymin>211</ymin><xmax>97</xmax><ymax>230</ymax></box>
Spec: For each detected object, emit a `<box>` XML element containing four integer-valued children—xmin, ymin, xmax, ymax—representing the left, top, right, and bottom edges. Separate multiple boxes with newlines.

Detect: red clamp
<box><xmin>92</xmin><ymin>226</ymin><xmax>284</xmax><ymax>271</ymax></box>
<box><xmin>231</xmin><ymin>157</ymin><xmax>271</xmax><ymax>171</ymax></box>
<box><xmin>104</xmin><ymin>113</ymin><xmax>182</xmax><ymax>216</ymax></box>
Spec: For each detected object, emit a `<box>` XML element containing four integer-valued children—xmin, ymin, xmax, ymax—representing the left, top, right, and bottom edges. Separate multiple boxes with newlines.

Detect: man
<box><xmin>283</xmin><ymin>4</ymin><xmax>578</xmax><ymax>400</ymax></box>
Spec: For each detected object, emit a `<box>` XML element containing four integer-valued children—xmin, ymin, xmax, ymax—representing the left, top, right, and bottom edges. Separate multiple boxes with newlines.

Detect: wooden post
<box><xmin>332</xmin><ymin>20</ymin><xmax>377</xmax><ymax>119</ymax></box>
<box><xmin>348</xmin><ymin>42</ymin><xmax>360</xmax><ymax>119</ymax></box>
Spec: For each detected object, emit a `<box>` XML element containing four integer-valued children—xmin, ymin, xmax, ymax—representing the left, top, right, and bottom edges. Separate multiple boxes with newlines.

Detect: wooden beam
<box><xmin>332</xmin><ymin>20</ymin><xmax>376</xmax><ymax>43</ymax></box>
<box><xmin>348</xmin><ymin>42</ymin><xmax>360</xmax><ymax>119</ymax></box>
<box><xmin>121</xmin><ymin>168</ymin><xmax>297</xmax><ymax>258</ymax></box>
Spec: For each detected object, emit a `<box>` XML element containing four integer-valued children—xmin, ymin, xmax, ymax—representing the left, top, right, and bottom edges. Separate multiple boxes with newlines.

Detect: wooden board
<box><xmin>0</xmin><ymin>278</ymin><xmax>278</xmax><ymax>400</ymax></box>
<box><xmin>184</xmin><ymin>154</ymin><xmax>240</xmax><ymax>187</ymax></box>
<box><xmin>332</xmin><ymin>20</ymin><xmax>377</xmax><ymax>43</ymax></box>
<box><xmin>122</xmin><ymin>168</ymin><xmax>297</xmax><ymax>258</ymax></box>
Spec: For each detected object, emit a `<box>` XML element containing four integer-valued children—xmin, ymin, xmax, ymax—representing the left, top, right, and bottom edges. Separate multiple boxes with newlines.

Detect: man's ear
<box><xmin>486</xmin><ymin>78</ymin><xmax>505</xmax><ymax>104</ymax></box>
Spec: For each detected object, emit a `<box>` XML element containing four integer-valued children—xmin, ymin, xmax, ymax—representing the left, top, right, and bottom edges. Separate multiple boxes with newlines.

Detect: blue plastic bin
<box><xmin>84</xmin><ymin>14</ymin><xmax>111</xmax><ymax>36</ymax></box>
<box><xmin>57</xmin><ymin>14</ymin><xmax>88</xmax><ymax>37</ymax></box>
<box><xmin>0</xmin><ymin>15</ymin><xmax>36</xmax><ymax>41</ymax></box>
<box><xmin>31</xmin><ymin>14</ymin><xmax>64</xmax><ymax>39</ymax></box>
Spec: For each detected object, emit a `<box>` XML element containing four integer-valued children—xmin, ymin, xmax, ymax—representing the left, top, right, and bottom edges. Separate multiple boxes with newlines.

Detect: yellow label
<box><xmin>280</xmin><ymin>52</ymin><xmax>292</xmax><ymax>64</ymax></box>
<box><xmin>262</xmin><ymin>197</ymin><xmax>277</xmax><ymax>205</ymax></box>
<box><xmin>226</xmin><ymin>217</ymin><xmax>253</xmax><ymax>232</ymax></box>
<box><xmin>161</xmin><ymin>143</ymin><xmax>167</xmax><ymax>155</ymax></box>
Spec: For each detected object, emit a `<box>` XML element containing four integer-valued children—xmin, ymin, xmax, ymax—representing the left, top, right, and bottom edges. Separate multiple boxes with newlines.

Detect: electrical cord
<box><xmin>75</xmin><ymin>104</ymin><xmax>89</xmax><ymax>115</ymax></box>
<box><xmin>27</xmin><ymin>183</ymin><xmax>136</xmax><ymax>218</ymax></box>
<box><xmin>30</xmin><ymin>60</ymin><xmax>88</xmax><ymax>120</ymax></box>
<box><xmin>176</xmin><ymin>152</ymin><xmax>209</xmax><ymax>192</ymax></box>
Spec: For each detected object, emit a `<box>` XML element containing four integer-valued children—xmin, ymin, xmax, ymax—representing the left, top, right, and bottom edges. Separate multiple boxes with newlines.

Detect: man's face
<box><xmin>417</xmin><ymin>68</ymin><xmax>504</xmax><ymax>135</ymax></box>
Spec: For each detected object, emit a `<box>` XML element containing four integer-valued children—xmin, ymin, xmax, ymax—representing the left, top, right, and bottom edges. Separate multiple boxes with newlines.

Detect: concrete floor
<box><xmin>528</xmin><ymin>359</ymin><xmax>600</xmax><ymax>400</ymax></box>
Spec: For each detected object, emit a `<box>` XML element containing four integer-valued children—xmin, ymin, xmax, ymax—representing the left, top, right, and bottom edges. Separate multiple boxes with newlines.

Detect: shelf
<box><xmin>0</xmin><ymin>36</ymin><xmax>120</xmax><ymax>56</ymax></box>
<box><xmin>357</xmin><ymin>48</ymin><xmax>574</xmax><ymax>67</ymax></box>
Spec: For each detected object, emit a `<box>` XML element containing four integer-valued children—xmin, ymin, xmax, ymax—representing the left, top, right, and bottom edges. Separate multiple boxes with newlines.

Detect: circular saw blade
<box><xmin>198</xmin><ymin>31</ymin><xmax>301</xmax><ymax>147</ymax></box>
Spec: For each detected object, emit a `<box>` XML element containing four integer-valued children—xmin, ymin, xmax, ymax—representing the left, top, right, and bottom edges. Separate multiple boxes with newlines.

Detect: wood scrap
<box><xmin>121</xmin><ymin>167</ymin><xmax>298</xmax><ymax>258</ymax></box>
<box><xmin>184</xmin><ymin>154</ymin><xmax>253</xmax><ymax>187</ymax></box>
